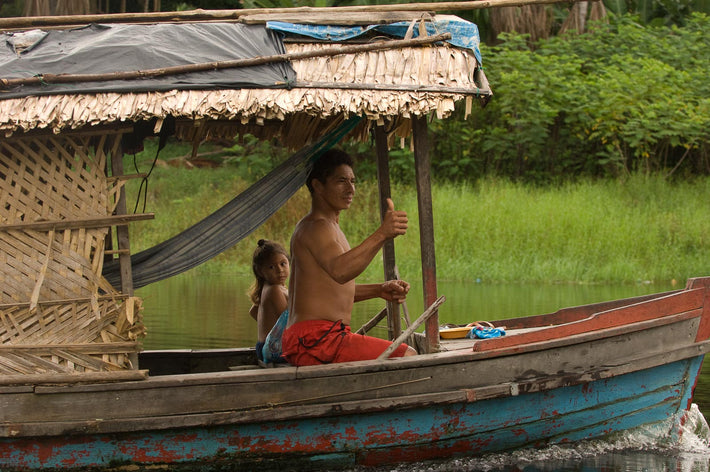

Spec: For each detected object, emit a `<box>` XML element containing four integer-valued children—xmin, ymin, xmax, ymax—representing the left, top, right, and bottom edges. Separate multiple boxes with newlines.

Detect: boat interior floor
<box><xmin>139</xmin><ymin>326</ymin><xmax>548</xmax><ymax>375</ymax></box>
<box><xmin>439</xmin><ymin>326</ymin><xmax>546</xmax><ymax>351</ymax></box>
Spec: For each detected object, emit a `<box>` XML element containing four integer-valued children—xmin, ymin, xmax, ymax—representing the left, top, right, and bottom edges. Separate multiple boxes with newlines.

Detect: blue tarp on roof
<box><xmin>267</xmin><ymin>16</ymin><xmax>482</xmax><ymax>65</ymax></box>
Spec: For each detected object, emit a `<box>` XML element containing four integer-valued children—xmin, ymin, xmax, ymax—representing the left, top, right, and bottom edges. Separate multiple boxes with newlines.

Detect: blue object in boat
<box><xmin>467</xmin><ymin>326</ymin><xmax>506</xmax><ymax>339</ymax></box>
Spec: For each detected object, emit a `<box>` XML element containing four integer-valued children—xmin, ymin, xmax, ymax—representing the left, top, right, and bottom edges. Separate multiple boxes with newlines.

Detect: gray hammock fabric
<box><xmin>103</xmin><ymin>118</ymin><xmax>360</xmax><ymax>289</ymax></box>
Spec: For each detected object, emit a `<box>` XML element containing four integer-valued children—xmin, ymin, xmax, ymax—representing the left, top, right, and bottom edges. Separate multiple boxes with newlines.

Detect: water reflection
<box><xmin>135</xmin><ymin>273</ymin><xmax>682</xmax><ymax>350</ymax></box>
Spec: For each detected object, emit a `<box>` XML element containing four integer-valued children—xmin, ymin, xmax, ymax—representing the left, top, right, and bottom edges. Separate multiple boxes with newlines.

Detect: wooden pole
<box><xmin>374</xmin><ymin>124</ymin><xmax>401</xmax><ymax>341</ymax></box>
<box><xmin>0</xmin><ymin>33</ymin><xmax>451</xmax><ymax>89</ymax></box>
<box><xmin>413</xmin><ymin>114</ymin><xmax>439</xmax><ymax>354</ymax></box>
<box><xmin>0</xmin><ymin>0</ymin><xmax>599</xmax><ymax>29</ymax></box>
<box><xmin>109</xmin><ymin>136</ymin><xmax>139</xmax><ymax>370</ymax></box>
<box><xmin>110</xmin><ymin>141</ymin><xmax>134</xmax><ymax>298</ymax></box>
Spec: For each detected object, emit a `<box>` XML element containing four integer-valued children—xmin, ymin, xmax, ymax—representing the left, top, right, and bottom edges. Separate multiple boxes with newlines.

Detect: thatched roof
<box><xmin>0</xmin><ymin>13</ymin><xmax>491</xmax><ymax>147</ymax></box>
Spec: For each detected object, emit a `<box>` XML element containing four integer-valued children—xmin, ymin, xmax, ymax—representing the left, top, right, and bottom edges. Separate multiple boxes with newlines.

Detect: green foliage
<box><xmin>220</xmin><ymin>135</ymin><xmax>291</xmax><ymax>182</ymax></box>
<box><xmin>118</xmin><ymin>0</ymin><xmax>241</xmax><ymax>11</ymax></box>
<box><xmin>603</xmin><ymin>0</ymin><xmax>702</xmax><ymax>25</ymax></box>
<box><xmin>364</xmin><ymin>174</ymin><xmax>710</xmax><ymax>284</ymax></box>
<box><xmin>0</xmin><ymin>0</ymin><xmax>22</xmax><ymax>16</ymax></box>
<box><xmin>240</xmin><ymin>0</ymin><xmax>351</xmax><ymax>8</ymax></box>
<box><xmin>433</xmin><ymin>13</ymin><xmax>710</xmax><ymax>183</ymax></box>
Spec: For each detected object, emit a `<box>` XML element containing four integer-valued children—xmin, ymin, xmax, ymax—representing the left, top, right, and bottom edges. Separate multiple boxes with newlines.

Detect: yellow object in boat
<box><xmin>439</xmin><ymin>327</ymin><xmax>472</xmax><ymax>339</ymax></box>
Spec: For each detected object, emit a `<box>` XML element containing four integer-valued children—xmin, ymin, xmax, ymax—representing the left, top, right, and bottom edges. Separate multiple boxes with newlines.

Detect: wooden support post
<box><xmin>413</xmin><ymin>115</ymin><xmax>439</xmax><ymax>353</ymax></box>
<box><xmin>110</xmin><ymin>142</ymin><xmax>134</xmax><ymax>297</ymax></box>
<box><xmin>374</xmin><ymin>125</ymin><xmax>402</xmax><ymax>341</ymax></box>
<box><xmin>107</xmin><ymin>135</ymin><xmax>139</xmax><ymax>371</ymax></box>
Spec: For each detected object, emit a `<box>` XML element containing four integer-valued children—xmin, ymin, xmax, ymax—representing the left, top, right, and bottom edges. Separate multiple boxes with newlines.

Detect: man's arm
<box><xmin>354</xmin><ymin>280</ymin><xmax>410</xmax><ymax>303</ymax></box>
<box><xmin>311</xmin><ymin>199</ymin><xmax>408</xmax><ymax>284</ymax></box>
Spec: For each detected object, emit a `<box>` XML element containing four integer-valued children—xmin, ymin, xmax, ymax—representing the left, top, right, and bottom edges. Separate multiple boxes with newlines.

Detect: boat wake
<box><xmin>347</xmin><ymin>404</ymin><xmax>710</xmax><ymax>472</ymax></box>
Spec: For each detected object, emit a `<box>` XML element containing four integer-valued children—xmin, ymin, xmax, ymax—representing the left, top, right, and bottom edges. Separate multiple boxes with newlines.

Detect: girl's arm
<box><xmin>261</xmin><ymin>284</ymin><xmax>288</xmax><ymax>320</ymax></box>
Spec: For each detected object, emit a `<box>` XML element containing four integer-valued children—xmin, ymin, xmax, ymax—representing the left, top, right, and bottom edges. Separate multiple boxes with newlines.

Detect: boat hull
<box><xmin>1</xmin><ymin>278</ymin><xmax>709</xmax><ymax>471</ymax></box>
<box><xmin>0</xmin><ymin>356</ymin><xmax>703</xmax><ymax>470</ymax></box>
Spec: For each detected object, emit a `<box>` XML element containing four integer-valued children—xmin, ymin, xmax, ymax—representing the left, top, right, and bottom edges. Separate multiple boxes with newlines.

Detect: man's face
<box><xmin>319</xmin><ymin>164</ymin><xmax>355</xmax><ymax>211</ymax></box>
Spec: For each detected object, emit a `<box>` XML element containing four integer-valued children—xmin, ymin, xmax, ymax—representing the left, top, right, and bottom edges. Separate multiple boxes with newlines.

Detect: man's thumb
<box><xmin>386</xmin><ymin>198</ymin><xmax>395</xmax><ymax>211</ymax></box>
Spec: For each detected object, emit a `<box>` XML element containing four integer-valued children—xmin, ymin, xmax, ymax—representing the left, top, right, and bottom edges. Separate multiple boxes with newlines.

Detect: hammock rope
<box><xmin>103</xmin><ymin>117</ymin><xmax>361</xmax><ymax>289</ymax></box>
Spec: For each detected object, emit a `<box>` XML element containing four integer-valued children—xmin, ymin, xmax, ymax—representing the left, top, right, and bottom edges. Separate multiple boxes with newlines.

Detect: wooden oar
<box><xmin>356</xmin><ymin>307</ymin><xmax>388</xmax><ymax>335</ymax></box>
<box><xmin>377</xmin><ymin>296</ymin><xmax>445</xmax><ymax>360</ymax></box>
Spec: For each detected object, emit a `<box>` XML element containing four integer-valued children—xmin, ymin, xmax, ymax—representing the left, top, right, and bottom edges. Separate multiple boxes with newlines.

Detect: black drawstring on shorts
<box><xmin>298</xmin><ymin>319</ymin><xmax>346</xmax><ymax>349</ymax></box>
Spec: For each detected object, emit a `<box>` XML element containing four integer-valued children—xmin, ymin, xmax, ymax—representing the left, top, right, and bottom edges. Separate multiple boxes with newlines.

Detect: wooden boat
<box><xmin>0</xmin><ymin>4</ymin><xmax>707</xmax><ymax>471</ymax></box>
<box><xmin>2</xmin><ymin>278</ymin><xmax>708</xmax><ymax>470</ymax></box>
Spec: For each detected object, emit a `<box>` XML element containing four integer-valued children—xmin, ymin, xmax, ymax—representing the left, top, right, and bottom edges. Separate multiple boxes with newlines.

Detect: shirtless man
<box><xmin>281</xmin><ymin>149</ymin><xmax>417</xmax><ymax>366</ymax></box>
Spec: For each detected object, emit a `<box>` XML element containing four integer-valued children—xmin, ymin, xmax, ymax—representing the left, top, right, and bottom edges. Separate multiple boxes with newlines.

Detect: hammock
<box><xmin>103</xmin><ymin>117</ymin><xmax>360</xmax><ymax>290</ymax></box>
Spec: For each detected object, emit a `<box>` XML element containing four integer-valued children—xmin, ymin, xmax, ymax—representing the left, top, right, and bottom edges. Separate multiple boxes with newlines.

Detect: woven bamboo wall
<box><xmin>0</xmin><ymin>131</ymin><xmax>144</xmax><ymax>375</ymax></box>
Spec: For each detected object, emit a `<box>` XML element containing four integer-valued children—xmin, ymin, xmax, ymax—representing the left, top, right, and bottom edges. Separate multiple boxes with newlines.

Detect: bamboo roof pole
<box><xmin>0</xmin><ymin>0</ymin><xmax>601</xmax><ymax>29</ymax></box>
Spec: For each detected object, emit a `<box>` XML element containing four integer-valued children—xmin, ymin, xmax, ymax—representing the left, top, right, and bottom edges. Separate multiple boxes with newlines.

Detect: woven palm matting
<box><xmin>0</xmin><ymin>132</ymin><xmax>144</xmax><ymax>376</ymax></box>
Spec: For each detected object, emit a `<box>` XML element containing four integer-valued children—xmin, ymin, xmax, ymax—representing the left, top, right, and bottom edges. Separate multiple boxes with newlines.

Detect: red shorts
<box><xmin>281</xmin><ymin>319</ymin><xmax>410</xmax><ymax>366</ymax></box>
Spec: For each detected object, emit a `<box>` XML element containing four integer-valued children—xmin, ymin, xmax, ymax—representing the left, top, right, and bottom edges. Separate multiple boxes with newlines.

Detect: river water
<box><xmin>136</xmin><ymin>273</ymin><xmax>710</xmax><ymax>471</ymax></box>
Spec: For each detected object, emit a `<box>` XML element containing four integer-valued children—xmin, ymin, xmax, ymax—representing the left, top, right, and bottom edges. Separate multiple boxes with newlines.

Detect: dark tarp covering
<box><xmin>0</xmin><ymin>22</ymin><xmax>296</xmax><ymax>99</ymax></box>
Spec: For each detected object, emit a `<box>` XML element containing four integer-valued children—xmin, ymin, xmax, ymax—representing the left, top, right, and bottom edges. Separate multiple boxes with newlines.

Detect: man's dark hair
<box><xmin>306</xmin><ymin>149</ymin><xmax>354</xmax><ymax>193</ymax></box>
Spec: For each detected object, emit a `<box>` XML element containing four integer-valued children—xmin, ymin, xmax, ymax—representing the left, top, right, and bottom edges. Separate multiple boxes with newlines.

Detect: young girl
<box><xmin>248</xmin><ymin>239</ymin><xmax>289</xmax><ymax>364</ymax></box>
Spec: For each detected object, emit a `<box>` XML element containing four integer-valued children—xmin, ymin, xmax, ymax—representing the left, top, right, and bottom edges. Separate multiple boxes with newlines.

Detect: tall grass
<box><xmin>124</xmin><ymin>145</ymin><xmax>710</xmax><ymax>284</ymax></box>
<box><xmin>423</xmin><ymin>177</ymin><xmax>710</xmax><ymax>284</ymax></box>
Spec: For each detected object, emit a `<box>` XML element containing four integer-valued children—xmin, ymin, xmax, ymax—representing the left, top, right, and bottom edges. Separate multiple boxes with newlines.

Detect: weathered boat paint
<box><xmin>0</xmin><ymin>357</ymin><xmax>702</xmax><ymax>471</ymax></box>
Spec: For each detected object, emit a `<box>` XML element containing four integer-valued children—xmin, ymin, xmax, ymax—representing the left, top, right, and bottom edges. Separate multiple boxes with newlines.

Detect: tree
<box><xmin>23</xmin><ymin>0</ymin><xmax>97</xmax><ymax>15</ymax></box>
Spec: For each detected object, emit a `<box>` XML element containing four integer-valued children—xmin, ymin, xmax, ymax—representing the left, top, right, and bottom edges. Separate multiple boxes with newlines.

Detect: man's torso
<box><xmin>288</xmin><ymin>214</ymin><xmax>355</xmax><ymax>326</ymax></box>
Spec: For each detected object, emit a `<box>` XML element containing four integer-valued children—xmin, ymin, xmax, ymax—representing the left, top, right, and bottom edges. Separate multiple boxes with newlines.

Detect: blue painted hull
<box><xmin>2</xmin><ymin>356</ymin><xmax>702</xmax><ymax>470</ymax></box>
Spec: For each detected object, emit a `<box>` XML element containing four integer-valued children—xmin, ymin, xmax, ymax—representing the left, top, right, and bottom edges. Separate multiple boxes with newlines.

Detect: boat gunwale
<box><xmin>494</xmin><ymin>288</ymin><xmax>683</xmax><ymax>329</ymax></box>
<box><xmin>16</xmin><ymin>302</ymin><xmax>701</xmax><ymax>397</ymax></box>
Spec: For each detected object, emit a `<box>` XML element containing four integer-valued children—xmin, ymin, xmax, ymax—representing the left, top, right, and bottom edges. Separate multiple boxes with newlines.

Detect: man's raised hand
<box><xmin>383</xmin><ymin>198</ymin><xmax>408</xmax><ymax>238</ymax></box>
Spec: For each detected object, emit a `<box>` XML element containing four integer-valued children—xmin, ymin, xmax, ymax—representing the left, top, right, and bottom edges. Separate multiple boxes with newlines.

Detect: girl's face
<box><xmin>260</xmin><ymin>253</ymin><xmax>290</xmax><ymax>286</ymax></box>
